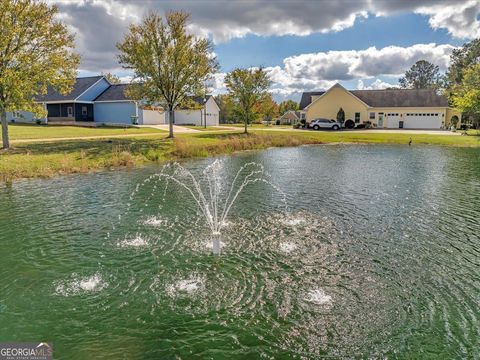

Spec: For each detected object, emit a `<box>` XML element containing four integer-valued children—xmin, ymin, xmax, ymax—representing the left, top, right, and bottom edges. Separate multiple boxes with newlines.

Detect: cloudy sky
<box><xmin>50</xmin><ymin>0</ymin><xmax>480</xmax><ymax>101</ymax></box>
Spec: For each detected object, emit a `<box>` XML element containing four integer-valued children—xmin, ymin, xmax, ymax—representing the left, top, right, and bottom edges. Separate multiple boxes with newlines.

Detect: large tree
<box><xmin>0</xmin><ymin>0</ymin><xmax>80</xmax><ymax>149</ymax></box>
<box><xmin>278</xmin><ymin>99</ymin><xmax>299</xmax><ymax>115</ymax></box>
<box><xmin>117</xmin><ymin>11</ymin><xmax>218</xmax><ymax>138</ymax></box>
<box><xmin>399</xmin><ymin>60</ymin><xmax>441</xmax><ymax>89</ymax></box>
<box><xmin>445</xmin><ymin>39</ymin><xmax>480</xmax><ymax>89</ymax></box>
<box><xmin>224</xmin><ymin>67</ymin><xmax>271</xmax><ymax>133</ymax></box>
<box><xmin>452</xmin><ymin>64</ymin><xmax>480</xmax><ymax>128</ymax></box>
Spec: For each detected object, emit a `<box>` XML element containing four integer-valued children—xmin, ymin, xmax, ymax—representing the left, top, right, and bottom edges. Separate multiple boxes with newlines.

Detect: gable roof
<box><xmin>36</xmin><ymin>76</ymin><xmax>105</xmax><ymax>102</ymax></box>
<box><xmin>94</xmin><ymin>84</ymin><xmax>130</xmax><ymax>101</ymax></box>
<box><xmin>299</xmin><ymin>91</ymin><xmax>325</xmax><ymax>110</ymax></box>
<box><xmin>300</xmin><ymin>86</ymin><xmax>448</xmax><ymax>109</ymax></box>
<box><xmin>349</xmin><ymin>89</ymin><xmax>448</xmax><ymax>107</ymax></box>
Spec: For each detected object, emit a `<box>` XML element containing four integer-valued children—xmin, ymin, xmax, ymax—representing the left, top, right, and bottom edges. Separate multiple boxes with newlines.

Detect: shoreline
<box><xmin>1</xmin><ymin>131</ymin><xmax>478</xmax><ymax>182</ymax></box>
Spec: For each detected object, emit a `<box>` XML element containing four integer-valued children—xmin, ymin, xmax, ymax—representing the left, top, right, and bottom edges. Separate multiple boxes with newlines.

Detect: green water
<box><xmin>0</xmin><ymin>145</ymin><xmax>479</xmax><ymax>359</ymax></box>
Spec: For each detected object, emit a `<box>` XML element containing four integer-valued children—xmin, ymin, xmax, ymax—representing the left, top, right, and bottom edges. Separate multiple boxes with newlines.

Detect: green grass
<box><xmin>0</xmin><ymin>127</ymin><xmax>478</xmax><ymax>181</ymax></box>
<box><xmin>9</xmin><ymin>123</ymin><xmax>164</xmax><ymax>140</ymax></box>
<box><xmin>227</xmin><ymin>123</ymin><xmax>293</xmax><ymax>129</ymax></box>
<box><xmin>181</xmin><ymin>125</ymin><xmax>235</xmax><ymax>131</ymax></box>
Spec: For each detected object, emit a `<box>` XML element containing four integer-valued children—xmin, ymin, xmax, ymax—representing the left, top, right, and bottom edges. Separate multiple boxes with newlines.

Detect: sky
<box><xmin>49</xmin><ymin>0</ymin><xmax>480</xmax><ymax>102</ymax></box>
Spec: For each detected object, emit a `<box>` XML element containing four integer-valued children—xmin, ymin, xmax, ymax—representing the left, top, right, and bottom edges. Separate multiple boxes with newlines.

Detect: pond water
<box><xmin>0</xmin><ymin>145</ymin><xmax>479</xmax><ymax>359</ymax></box>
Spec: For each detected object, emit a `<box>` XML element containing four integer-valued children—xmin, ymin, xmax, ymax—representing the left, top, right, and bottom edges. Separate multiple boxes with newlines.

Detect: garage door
<box><xmin>386</xmin><ymin>113</ymin><xmax>401</xmax><ymax>128</ymax></box>
<box><xmin>404</xmin><ymin>112</ymin><xmax>442</xmax><ymax>129</ymax></box>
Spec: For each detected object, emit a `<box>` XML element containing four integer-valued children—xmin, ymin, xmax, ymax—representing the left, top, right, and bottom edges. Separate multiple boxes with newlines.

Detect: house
<box><xmin>7</xmin><ymin>76</ymin><xmax>220</xmax><ymax>126</ymax></box>
<box><xmin>299</xmin><ymin>83</ymin><xmax>461</xmax><ymax>129</ymax></box>
<box><xmin>7</xmin><ymin>76</ymin><xmax>110</xmax><ymax>123</ymax></box>
<box><xmin>277</xmin><ymin>110</ymin><xmax>304</xmax><ymax>125</ymax></box>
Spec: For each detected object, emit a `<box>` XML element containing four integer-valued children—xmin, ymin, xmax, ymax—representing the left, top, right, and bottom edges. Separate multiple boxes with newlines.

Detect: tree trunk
<box><xmin>168</xmin><ymin>109</ymin><xmax>174</xmax><ymax>139</ymax></box>
<box><xmin>244</xmin><ymin>116</ymin><xmax>248</xmax><ymax>134</ymax></box>
<box><xmin>1</xmin><ymin>110</ymin><xmax>9</xmax><ymax>149</ymax></box>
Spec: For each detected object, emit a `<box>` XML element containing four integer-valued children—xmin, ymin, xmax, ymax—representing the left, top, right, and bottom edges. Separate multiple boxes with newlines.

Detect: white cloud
<box><xmin>207</xmin><ymin>43</ymin><xmax>455</xmax><ymax>99</ymax></box>
<box><xmin>415</xmin><ymin>0</ymin><xmax>480</xmax><ymax>39</ymax></box>
<box><xmin>357</xmin><ymin>79</ymin><xmax>398</xmax><ymax>90</ymax></box>
<box><xmin>46</xmin><ymin>0</ymin><xmax>478</xmax><ymax>72</ymax></box>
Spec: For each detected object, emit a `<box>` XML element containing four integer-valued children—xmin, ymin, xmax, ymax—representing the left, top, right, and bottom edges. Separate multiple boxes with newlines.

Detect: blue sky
<box><xmin>215</xmin><ymin>13</ymin><xmax>463</xmax><ymax>72</ymax></box>
<box><xmin>63</xmin><ymin>0</ymin><xmax>479</xmax><ymax>102</ymax></box>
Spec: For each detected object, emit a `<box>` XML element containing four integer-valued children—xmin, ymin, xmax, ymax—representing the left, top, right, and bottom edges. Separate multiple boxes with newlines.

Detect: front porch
<box><xmin>46</xmin><ymin>102</ymin><xmax>94</xmax><ymax>122</ymax></box>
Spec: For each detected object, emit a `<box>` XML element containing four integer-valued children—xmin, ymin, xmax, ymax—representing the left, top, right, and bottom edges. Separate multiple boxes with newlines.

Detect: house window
<box><xmin>355</xmin><ymin>112</ymin><xmax>361</xmax><ymax>123</ymax></box>
<box><xmin>369</xmin><ymin>112</ymin><xmax>375</xmax><ymax>120</ymax></box>
<box><xmin>82</xmin><ymin>106</ymin><xmax>87</xmax><ymax>116</ymax></box>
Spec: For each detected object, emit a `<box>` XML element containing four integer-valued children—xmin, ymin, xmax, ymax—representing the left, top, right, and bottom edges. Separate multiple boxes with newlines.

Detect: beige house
<box><xmin>300</xmin><ymin>84</ymin><xmax>461</xmax><ymax>129</ymax></box>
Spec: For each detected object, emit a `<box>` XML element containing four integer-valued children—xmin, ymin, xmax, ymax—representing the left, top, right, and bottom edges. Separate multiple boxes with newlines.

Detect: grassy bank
<box><xmin>1</xmin><ymin>128</ymin><xmax>478</xmax><ymax>181</ymax></box>
<box><xmin>9</xmin><ymin>123</ymin><xmax>164</xmax><ymax>140</ymax></box>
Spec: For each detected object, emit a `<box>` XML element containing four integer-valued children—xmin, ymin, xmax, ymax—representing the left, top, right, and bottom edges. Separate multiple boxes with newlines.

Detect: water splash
<box><xmin>304</xmin><ymin>288</ymin><xmax>332</xmax><ymax>305</ymax></box>
<box><xmin>54</xmin><ymin>273</ymin><xmax>107</xmax><ymax>296</ymax></box>
<box><xmin>149</xmin><ymin>160</ymin><xmax>285</xmax><ymax>254</ymax></box>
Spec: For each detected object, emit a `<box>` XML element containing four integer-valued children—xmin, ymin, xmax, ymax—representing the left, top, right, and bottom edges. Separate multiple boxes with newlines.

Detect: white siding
<box><xmin>141</xmin><ymin>110</ymin><xmax>166</xmax><ymax>124</ymax></box>
<box><xmin>175</xmin><ymin>109</ymin><xmax>202</xmax><ymax>125</ymax></box>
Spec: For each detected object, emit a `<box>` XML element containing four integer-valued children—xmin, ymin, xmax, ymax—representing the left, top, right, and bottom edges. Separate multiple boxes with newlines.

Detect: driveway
<box><xmin>138</xmin><ymin>125</ymin><xmax>201</xmax><ymax>133</ymax></box>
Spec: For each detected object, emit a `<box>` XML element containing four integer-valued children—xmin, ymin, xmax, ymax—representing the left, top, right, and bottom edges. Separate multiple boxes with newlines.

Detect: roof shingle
<box><xmin>36</xmin><ymin>76</ymin><xmax>104</xmax><ymax>102</ymax></box>
<box><xmin>300</xmin><ymin>88</ymin><xmax>448</xmax><ymax>109</ymax></box>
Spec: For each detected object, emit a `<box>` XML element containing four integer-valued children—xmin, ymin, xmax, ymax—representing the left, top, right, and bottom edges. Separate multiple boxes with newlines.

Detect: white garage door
<box><xmin>386</xmin><ymin>113</ymin><xmax>401</xmax><ymax>128</ymax></box>
<box><xmin>404</xmin><ymin>112</ymin><xmax>442</xmax><ymax>129</ymax></box>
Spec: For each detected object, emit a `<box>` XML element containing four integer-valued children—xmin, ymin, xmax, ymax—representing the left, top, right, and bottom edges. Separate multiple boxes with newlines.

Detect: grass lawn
<box><xmin>0</xmin><ymin>127</ymin><xmax>478</xmax><ymax>181</ymax></box>
<box><xmin>227</xmin><ymin>123</ymin><xmax>293</xmax><ymax>129</ymax></box>
<box><xmin>181</xmin><ymin>125</ymin><xmax>236</xmax><ymax>131</ymax></box>
<box><xmin>8</xmin><ymin>123</ymin><xmax>165</xmax><ymax>140</ymax></box>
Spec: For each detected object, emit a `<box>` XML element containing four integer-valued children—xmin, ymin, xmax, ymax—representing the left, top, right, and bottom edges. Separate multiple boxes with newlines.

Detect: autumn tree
<box><xmin>117</xmin><ymin>11</ymin><xmax>218</xmax><ymax>138</ymax></box>
<box><xmin>278</xmin><ymin>99</ymin><xmax>298</xmax><ymax>115</ymax></box>
<box><xmin>0</xmin><ymin>0</ymin><xmax>80</xmax><ymax>149</ymax></box>
<box><xmin>224</xmin><ymin>67</ymin><xmax>271</xmax><ymax>133</ymax></box>
<box><xmin>254</xmin><ymin>93</ymin><xmax>278</xmax><ymax>123</ymax></box>
<box><xmin>399</xmin><ymin>60</ymin><xmax>441</xmax><ymax>89</ymax></box>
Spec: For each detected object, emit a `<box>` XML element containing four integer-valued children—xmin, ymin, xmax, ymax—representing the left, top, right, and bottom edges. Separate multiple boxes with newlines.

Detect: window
<box><xmin>355</xmin><ymin>112</ymin><xmax>361</xmax><ymax>123</ymax></box>
<box><xmin>82</xmin><ymin>106</ymin><xmax>87</xmax><ymax>116</ymax></box>
<box><xmin>369</xmin><ymin>112</ymin><xmax>375</xmax><ymax>119</ymax></box>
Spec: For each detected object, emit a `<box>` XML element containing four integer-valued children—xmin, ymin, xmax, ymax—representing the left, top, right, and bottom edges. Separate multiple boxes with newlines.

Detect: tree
<box><xmin>445</xmin><ymin>39</ymin><xmax>480</xmax><ymax>89</ymax></box>
<box><xmin>117</xmin><ymin>11</ymin><xmax>218</xmax><ymax>138</ymax></box>
<box><xmin>399</xmin><ymin>60</ymin><xmax>441</xmax><ymax>89</ymax></box>
<box><xmin>101</xmin><ymin>72</ymin><xmax>121</xmax><ymax>84</ymax></box>
<box><xmin>278</xmin><ymin>99</ymin><xmax>298</xmax><ymax>115</ymax></box>
<box><xmin>336</xmin><ymin>107</ymin><xmax>345</xmax><ymax>125</ymax></box>
<box><xmin>224</xmin><ymin>67</ymin><xmax>271</xmax><ymax>134</ymax></box>
<box><xmin>216</xmin><ymin>94</ymin><xmax>236</xmax><ymax>124</ymax></box>
<box><xmin>0</xmin><ymin>0</ymin><xmax>80</xmax><ymax>149</ymax></box>
<box><xmin>254</xmin><ymin>93</ymin><xmax>278</xmax><ymax>123</ymax></box>
<box><xmin>452</xmin><ymin>64</ymin><xmax>480</xmax><ymax>128</ymax></box>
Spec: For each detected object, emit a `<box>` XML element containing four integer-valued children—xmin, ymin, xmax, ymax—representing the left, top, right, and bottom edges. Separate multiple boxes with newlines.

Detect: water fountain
<box><xmin>152</xmin><ymin>160</ymin><xmax>285</xmax><ymax>254</ymax></box>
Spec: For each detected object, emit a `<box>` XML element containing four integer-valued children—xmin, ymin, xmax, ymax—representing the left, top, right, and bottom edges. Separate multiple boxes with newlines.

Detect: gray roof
<box><xmin>94</xmin><ymin>84</ymin><xmax>130</xmax><ymax>101</ymax></box>
<box><xmin>300</xmin><ymin>88</ymin><xmax>448</xmax><ymax>109</ymax></box>
<box><xmin>36</xmin><ymin>76</ymin><xmax>104</xmax><ymax>102</ymax></box>
<box><xmin>350</xmin><ymin>89</ymin><xmax>448</xmax><ymax>107</ymax></box>
<box><xmin>299</xmin><ymin>91</ymin><xmax>325</xmax><ymax>110</ymax></box>
<box><xmin>95</xmin><ymin>86</ymin><xmax>215</xmax><ymax>107</ymax></box>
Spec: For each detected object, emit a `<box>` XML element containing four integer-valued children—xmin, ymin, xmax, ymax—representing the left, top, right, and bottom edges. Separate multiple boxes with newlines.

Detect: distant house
<box><xmin>7</xmin><ymin>76</ymin><xmax>220</xmax><ymax>126</ymax></box>
<box><xmin>277</xmin><ymin>110</ymin><xmax>303</xmax><ymax>125</ymax></box>
<box><xmin>300</xmin><ymin>83</ymin><xmax>461</xmax><ymax>129</ymax></box>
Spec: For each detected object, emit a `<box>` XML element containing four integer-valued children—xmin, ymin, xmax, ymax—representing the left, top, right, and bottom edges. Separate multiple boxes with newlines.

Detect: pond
<box><xmin>0</xmin><ymin>145</ymin><xmax>479</xmax><ymax>359</ymax></box>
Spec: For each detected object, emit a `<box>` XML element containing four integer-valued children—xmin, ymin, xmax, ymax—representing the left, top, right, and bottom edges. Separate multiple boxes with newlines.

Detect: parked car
<box><xmin>309</xmin><ymin>118</ymin><xmax>341</xmax><ymax>130</ymax></box>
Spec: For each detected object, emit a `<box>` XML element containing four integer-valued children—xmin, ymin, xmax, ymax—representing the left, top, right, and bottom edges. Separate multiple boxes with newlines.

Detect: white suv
<box><xmin>309</xmin><ymin>118</ymin><xmax>341</xmax><ymax>130</ymax></box>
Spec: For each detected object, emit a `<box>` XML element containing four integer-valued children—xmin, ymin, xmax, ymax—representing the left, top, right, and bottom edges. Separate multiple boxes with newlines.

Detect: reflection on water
<box><xmin>0</xmin><ymin>145</ymin><xmax>479</xmax><ymax>359</ymax></box>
